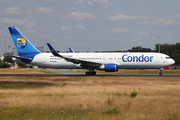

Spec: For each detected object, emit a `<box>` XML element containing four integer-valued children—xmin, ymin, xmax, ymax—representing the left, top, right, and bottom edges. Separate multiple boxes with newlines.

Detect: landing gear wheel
<box><xmin>85</xmin><ymin>71</ymin><xmax>96</xmax><ymax>75</ymax></box>
<box><xmin>85</xmin><ymin>72</ymin><xmax>89</xmax><ymax>75</ymax></box>
<box><xmin>159</xmin><ymin>72</ymin><xmax>162</xmax><ymax>76</ymax></box>
<box><xmin>92</xmin><ymin>71</ymin><xmax>96</xmax><ymax>75</ymax></box>
<box><xmin>159</xmin><ymin>70</ymin><xmax>163</xmax><ymax>76</ymax></box>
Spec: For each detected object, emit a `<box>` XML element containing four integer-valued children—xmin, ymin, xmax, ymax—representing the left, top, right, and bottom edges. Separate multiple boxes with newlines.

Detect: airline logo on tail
<box><xmin>16</xmin><ymin>38</ymin><xmax>27</xmax><ymax>49</ymax></box>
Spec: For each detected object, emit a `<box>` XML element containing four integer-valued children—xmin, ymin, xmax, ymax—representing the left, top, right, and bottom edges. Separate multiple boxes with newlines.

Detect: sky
<box><xmin>0</xmin><ymin>0</ymin><xmax>180</xmax><ymax>56</ymax></box>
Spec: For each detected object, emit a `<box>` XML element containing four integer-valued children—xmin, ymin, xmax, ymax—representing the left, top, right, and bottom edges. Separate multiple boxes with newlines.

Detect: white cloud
<box><xmin>0</xmin><ymin>0</ymin><xmax>17</xmax><ymax>3</ymax></box>
<box><xmin>24</xmin><ymin>21</ymin><xmax>36</xmax><ymax>28</ymax></box>
<box><xmin>0</xmin><ymin>18</ymin><xmax>36</xmax><ymax>28</ymax></box>
<box><xmin>64</xmin><ymin>12</ymin><xmax>97</xmax><ymax>20</ymax></box>
<box><xmin>173</xmin><ymin>14</ymin><xmax>180</xmax><ymax>18</ymax></box>
<box><xmin>61</xmin><ymin>27</ymin><xmax>70</xmax><ymax>31</ymax></box>
<box><xmin>41</xmin><ymin>34</ymin><xmax>51</xmax><ymax>38</ymax></box>
<box><xmin>144</xmin><ymin>19</ymin><xmax>179</xmax><ymax>25</ymax></box>
<box><xmin>0</xmin><ymin>7</ymin><xmax>20</xmax><ymax>14</ymax></box>
<box><xmin>40</xmin><ymin>33</ymin><xmax>57</xmax><ymax>42</ymax></box>
<box><xmin>112</xmin><ymin>28</ymin><xmax>132</xmax><ymax>33</ymax></box>
<box><xmin>0</xmin><ymin>30</ymin><xmax>8</xmax><ymax>36</ymax></box>
<box><xmin>137</xmin><ymin>31</ymin><xmax>149</xmax><ymax>37</ymax></box>
<box><xmin>0</xmin><ymin>7</ymin><xmax>55</xmax><ymax>15</ymax></box>
<box><xmin>74</xmin><ymin>0</ymin><xmax>83</xmax><ymax>5</ymax></box>
<box><xmin>109</xmin><ymin>14</ymin><xmax>148</xmax><ymax>21</ymax></box>
<box><xmin>40</xmin><ymin>0</ymin><xmax>83</xmax><ymax>5</ymax></box>
<box><xmin>36</xmin><ymin>7</ymin><xmax>55</xmax><ymax>13</ymax></box>
<box><xmin>27</xmin><ymin>29</ymin><xmax>39</xmax><ymax>34</ymax></box>
<box><xmin>26</xmin><ymin>7</ymin><xmax>55</xmax><ymax>14</ymax></box>
<box><xmin>76</xmin><ymin>25</ymin><xmax>86</xmax><ymax>30</ymax></box>
<box><xmin>87</xmin><ymin>0</ymin><xmax>111</xmax><ymax>6</ymax></box>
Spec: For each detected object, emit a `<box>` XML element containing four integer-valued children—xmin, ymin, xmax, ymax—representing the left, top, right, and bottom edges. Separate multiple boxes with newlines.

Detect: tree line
<box><xmin>0</xmin><ymin>55</ymin><xmax>26</xmax><ymax>68</ymax></box>
<box><xmin>128</xmin><ymin>43</ymin><xmax>180</xmax><ymax>65</ymax></box>
<box><xmin>97</xmin><ymin>42</ymin><xmax>180</xmax><ymax>65</ymax></box>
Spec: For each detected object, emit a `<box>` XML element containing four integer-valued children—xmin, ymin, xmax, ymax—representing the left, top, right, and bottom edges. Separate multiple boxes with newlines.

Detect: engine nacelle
<box><xmin>12</xmin><ymin>57</ymin><xmax>22</xmax><ymax>62</ymax></box>
<box><xmin>99</xmin><ymin>63</ymin><xmax>118</xmax><ymax>72</ymax></box>
<box><xmin>12</xmin><ymin>57</ymin><xmax>16</xmax><ymax>61</ymax></box>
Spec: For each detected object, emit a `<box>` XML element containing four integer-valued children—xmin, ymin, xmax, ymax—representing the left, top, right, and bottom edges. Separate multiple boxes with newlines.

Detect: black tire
<box><xmin>85</xmin><ymin>72</ymin><xmax>96</xmax><ymax>75</ymax></box>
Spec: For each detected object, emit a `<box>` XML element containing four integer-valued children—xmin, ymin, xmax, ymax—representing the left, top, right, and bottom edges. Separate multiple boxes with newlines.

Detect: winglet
<box><xmin>47</xmin><ymin>43</ymin><xmax>62</xmax><ymax>57</ymax></box>
<box><xmin>69</xmin><ymin>48</ymin><xmax>75</xmax><ymax>53</ymax></box>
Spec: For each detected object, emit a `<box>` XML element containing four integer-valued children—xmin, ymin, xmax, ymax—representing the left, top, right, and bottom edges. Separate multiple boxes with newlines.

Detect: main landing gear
<box><xmin>85</xmin><ymin>70</ymin><xmax>96</xmax><ymax>75</ymax></box>
<box><xmin>159</xmin><ymin>68</ymin><xmax>163</xmax><ymax>76</ymax></box>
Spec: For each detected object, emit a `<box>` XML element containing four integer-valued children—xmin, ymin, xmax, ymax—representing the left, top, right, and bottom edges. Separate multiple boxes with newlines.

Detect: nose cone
<box><xmin>170</xmin><ymin>59</ymin><xmax>175</xmax><ymax>65</ymax></box>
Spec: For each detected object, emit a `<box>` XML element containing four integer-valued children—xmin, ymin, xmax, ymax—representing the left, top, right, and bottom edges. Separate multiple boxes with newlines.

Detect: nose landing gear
<box><xmin>159</xmin><ymin>68</ymin><xmax>163</xmax><ymax>76</ymax></box>
<box><xmin>159</xmin><ymin>70</ymin><xmax>162</xmax><ymax>76</ymax></box>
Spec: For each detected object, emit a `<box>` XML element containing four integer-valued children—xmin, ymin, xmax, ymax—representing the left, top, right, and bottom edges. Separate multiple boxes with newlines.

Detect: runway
<box><xmin>0</xmin><ymin>69</ymin><xmax>179</xmax><ymax>78</ymax></box>
<box><xmin>0</xmin><ymin>74</ymin><xmax>180</xmax><ymax>78</ymax></box>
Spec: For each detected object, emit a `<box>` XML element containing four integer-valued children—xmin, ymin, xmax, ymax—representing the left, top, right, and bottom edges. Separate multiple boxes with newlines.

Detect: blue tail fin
<box><xmin>8</xmin><ymin>27</ymin><xmax>40</xmax><ymax>58</ymax></box>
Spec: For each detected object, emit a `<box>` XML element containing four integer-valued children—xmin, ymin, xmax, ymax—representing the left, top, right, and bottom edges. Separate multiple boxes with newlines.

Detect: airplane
<box><xmin>8</xmin><ymin>27</ymin><xmax>175</xmax><ymax>76</ymax></box>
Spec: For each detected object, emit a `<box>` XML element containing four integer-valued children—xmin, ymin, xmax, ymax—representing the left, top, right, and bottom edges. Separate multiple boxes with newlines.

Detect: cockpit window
<box><xmin>166</xmin><ymin>57</ymin><xmax>170</xmax><ymax>59</ymax></box>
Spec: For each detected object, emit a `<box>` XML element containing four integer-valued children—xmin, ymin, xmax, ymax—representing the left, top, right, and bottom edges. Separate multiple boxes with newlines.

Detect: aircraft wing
<box><xmin>47</xmin><ymin>43</ymin><xmax>102</xmax><ymax>68</ymax></box>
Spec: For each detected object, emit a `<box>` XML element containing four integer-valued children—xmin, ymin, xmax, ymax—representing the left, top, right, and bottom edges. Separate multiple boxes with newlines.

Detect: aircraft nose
<box><xmin>171</xmin><ymin>59</ymin><xmax>175</xmax><ymax>65</ymax></box>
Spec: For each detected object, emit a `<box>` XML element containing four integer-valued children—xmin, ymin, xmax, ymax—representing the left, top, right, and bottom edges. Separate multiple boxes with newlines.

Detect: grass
<box><xmin>130</xmin><ymin>90</ymin><xmax>138</xmax><ymax>97</ymax></box>
<box><xmin>0</xmin><ymin>68</ymin><xmax>44</xmax><ymax>74</ymax></box>
<box><xmin>0</xmin><ymin>107</ymin><xmax>179</xmax><ymax>120</ymax></box>
<box><xmin>0</xmin><ymin>81</ymin><xmax>54</xmax><ymax>89</ymax></box>
<box><xmin>0</xmin><ymin>107</ymin><xmax>84</xmax><ymax>120</ymax></box>
<box><xmin>0</xmin><ymin>107</ymin><xmax>120</xmax><ymax>120</ymax></box>
<box><xmin>0</xmin><ymin>69</ymin><xmax>180</xmax><ymax>119</ymax></box>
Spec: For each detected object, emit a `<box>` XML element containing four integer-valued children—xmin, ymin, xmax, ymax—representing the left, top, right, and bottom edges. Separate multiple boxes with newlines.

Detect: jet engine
<box><xmin>99</xmin><ymin>63</ymin><xmax>118</xmax><ymax>72</ymax></box>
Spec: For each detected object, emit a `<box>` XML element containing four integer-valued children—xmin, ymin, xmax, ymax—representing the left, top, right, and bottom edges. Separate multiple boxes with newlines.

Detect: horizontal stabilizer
<box><xmin>11</xmin><ymin>56</ymin><xmax>33</xmax><ymax>61</ymax></box>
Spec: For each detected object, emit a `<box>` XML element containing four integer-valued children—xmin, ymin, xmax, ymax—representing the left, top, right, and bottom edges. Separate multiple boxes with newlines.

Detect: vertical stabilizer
<box><xmin>8</xmin><ymin>27</ymin><xmax>40</xmax><ymax>58</ymax></box>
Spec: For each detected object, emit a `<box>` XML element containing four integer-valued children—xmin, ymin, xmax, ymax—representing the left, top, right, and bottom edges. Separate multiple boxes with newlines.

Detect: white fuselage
<box><xmin>30</xmin><ymin>52</ymin><xmax>175</xmax><ymax>69</ymax></box>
